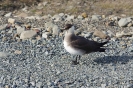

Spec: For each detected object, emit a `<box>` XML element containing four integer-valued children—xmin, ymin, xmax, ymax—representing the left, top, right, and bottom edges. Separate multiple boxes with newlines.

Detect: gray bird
<box><xmin>63</xmin><ymin>24</ymin><xmax>108</xmax><ymax>65</ymax></box>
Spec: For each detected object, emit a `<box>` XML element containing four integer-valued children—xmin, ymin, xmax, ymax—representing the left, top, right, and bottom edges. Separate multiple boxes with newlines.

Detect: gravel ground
<box><xmin>0</xmin><ymin>15</ymin><xmax>133</xmax><ymax>88</ymax></box>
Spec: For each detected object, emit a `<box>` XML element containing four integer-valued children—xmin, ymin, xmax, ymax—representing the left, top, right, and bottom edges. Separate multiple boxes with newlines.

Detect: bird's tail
<box><xmin>97</xmin><ymin>41</ymin><xmax>108</xmax><ymax>52</ymax></box>
<box><xmin>99</xmin><ymin>41</ymin><xmax>108</xmax><ymax>47</ymax></box>
<box><xmin>98</xmin><ymin>48</ymin><xmax>106</xmax><ymax>52</ymax></box>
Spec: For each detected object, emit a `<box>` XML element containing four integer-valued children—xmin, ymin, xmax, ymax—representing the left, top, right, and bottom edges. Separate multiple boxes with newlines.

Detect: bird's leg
<box><xmin>72</xmin><ymin>55</ymin><xmax>80</xmax><ymax>65</ymax></box>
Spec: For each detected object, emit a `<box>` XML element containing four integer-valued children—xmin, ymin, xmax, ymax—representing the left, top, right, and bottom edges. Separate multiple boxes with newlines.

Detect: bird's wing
<box><xmin>69</xmin><ymin>36</ymin><xmax>99</xmax><ymax>52</ymax></box>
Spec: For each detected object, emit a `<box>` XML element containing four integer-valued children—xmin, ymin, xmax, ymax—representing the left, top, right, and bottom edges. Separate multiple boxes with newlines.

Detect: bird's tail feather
<box><xmin>98</xmin><ymin>48</ymin><xmax>106</xmax><ymax>52</ymax></box>
<box><xmin>99</xmin><ymin>41</ymin><xmax>108</xmax><ymax>47</ymax></box>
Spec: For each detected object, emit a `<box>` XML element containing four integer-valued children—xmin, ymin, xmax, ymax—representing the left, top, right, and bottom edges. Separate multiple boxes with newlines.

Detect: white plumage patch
<box><xmin>63</xmin><ymin>41</ymin><xmax>85</xmax><ymax>55</ymax></box>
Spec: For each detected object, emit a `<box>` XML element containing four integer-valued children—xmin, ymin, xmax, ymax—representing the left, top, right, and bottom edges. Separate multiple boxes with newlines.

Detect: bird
<box><xmin>63</xmin><ymin>24</ymin><xmax>109</xmax><ymax>65</ymax></box>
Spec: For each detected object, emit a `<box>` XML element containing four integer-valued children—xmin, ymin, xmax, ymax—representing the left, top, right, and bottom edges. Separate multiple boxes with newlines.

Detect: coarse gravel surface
<box><xmin>0</xmin><ymin>15</ymin><xmax>133</xmax><ymax>88</ymax></box>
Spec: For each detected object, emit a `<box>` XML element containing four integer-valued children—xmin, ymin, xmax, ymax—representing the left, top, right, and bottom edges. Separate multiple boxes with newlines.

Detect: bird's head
<box><xmin>64</xmin><ymin>24</ymin><xmax>75</xmax><ymax>34</ymax></box>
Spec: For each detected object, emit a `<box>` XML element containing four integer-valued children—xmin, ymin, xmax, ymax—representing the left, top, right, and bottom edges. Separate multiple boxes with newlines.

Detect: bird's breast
<box><xmin>63</xmin><ymin>41</ymin><xmax>85</xmax><ymax>55</ymax></box>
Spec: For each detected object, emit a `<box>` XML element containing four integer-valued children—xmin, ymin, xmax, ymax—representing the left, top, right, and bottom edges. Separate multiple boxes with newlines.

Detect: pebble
<box><xmin>0</xmin><ymin>24</ymin><xmax>7</xmax><ymax>31</ymax></box>
<box><xmin>42</xmin><ymin>32</ymin><xmax>51</xmax><ymax>39</ymax></box>
<box><xmin>16</xmin><ymin>25</ymin><xmax>25</xmax><ymax>34</ymax></box>
<box><xmin>0</xmin><ymin>52</ymin><xmax>8</xmax><ymax>57</ymax></box>
<box><xmin>93</xmin><ymin>30</ymin><xmax>107</xmax><ymax>39</ymax></box>
<box><xmin>118</xmin><ymin>18</ymin><xmax>132</xmax><ymax>27</ymax></box>
<box><xmin>81</xmin><ymin>12</ymin><xmax>88</xmax><ymax>18</ymax></box>
<box><xmin>20</xmin><ymin>30</ymin><xmax>37</xmax><ymax>39</ymax></box>
<box><xmin>45</xmin><ymin>21</ymin><xmax>60</xmax><ymax>35</ymax></box>
<box><xmin>52</xmin><ymin>14</ymin><xmax>63</xmax><ymax>22</ymax></box>
<box><xmin>4</xmin><ymin>12</ymin><xmax>12</xmax><ymax>17</ymax></box>
<box><xmin>14</xmin><ymin>50</ymin><xmax>22</xmax><ymax>54</ymax></box>
<box><xmin>8</xmin><ymin>18</ymin><xmax>15</xmax><ymax>24</ymax></box>
<box><xmin>101</xmin><ymin>84</ymin><xmax>106</xmax><ymax>88</ymax></box>
<box><xmin>91</xmin><ymin>15</ymin><xmax>102</xmax><ymax>21</ymax></box>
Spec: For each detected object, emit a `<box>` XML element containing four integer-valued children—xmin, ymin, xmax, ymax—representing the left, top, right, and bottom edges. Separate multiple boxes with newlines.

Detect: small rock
<box><xmin>31</xmin><ymin>39</ymin><xmax>36</xmax><ymax>44</ymax></box>
<box><xmin>59</xmin><ymin>13</ymin><xmax>64</xmax><ymax>17</ymax></box>
<box><xmin>127</xmin><ymin>22</ymin><xmax>133</xmax><ymax>27</ymax></box>
<box><xmin>109</xmin><ymin>15</ymin><xmax>120</xmax><ymax>21</ymax></box>
<box><xmin>42</xmin><ymin>32</ymin><xmax>51</xmax><ymax>39</ymax></box>
<box><xmin>116</xmin><ymin>31</ymin><xmax>133</xmax><ymax>38</ymax></box>
<box><xmin>101</xmin><ymin>83</ymin><xmax>106</xmax><ymax>88</ymax></box>
<box><xmin>93</xmin><ymin>30</ymin><xmax>107</xmax><ymax>39</ymax></box>
<box><xmin>81</xmin><ymin>12</ymin><xmax>88</xmax><ymax>18</ymax></box>
<box><xmin>47</xmin><ymin>81</ymin><xmax>54</xmax><ymax>86</ymax></box>
<box><xmin>105</xmin><ymin>21</ymin><xmax>115</xmax><ymax>26</ymax></box>
<box><xmin>107</xmin><ymin>30</ymin><xmax>115</xmax><ymax>38</ymax></box>
<box><xmin>4</xmin><ymin>12</ymin><xmax>12</xmax><ymax>17</ymax></box>
<box><xmin>54</xmin><ymin>79</ymin><xmax>60</xmax><ymax>85</ymax></box>
<box><xmin>5</xmin><ymin>85</ymin><xmax>10</xmax><ymax>88</ymax></box>
<box><xmin>0</xmin><ymin>52</ymin><xmax>8</xmax><ymax>57</ymax></box>
<box><xmin>25</xmin><ymin>16</ymin><xmax>38</xmax><ymax>19</ymax></box>
<box><xmin>93</xmin><ymin>37</ymin><xmax>100</xmax><ymax>41</ymax></box>
<box><xmin>15</xmin><ymin>12</ymin><xmax>28</xmax><ymax>18</ymax></box>
<box><xmin>77</xmin><ymin>15</ymin><xmax>83</xmax><ymax>20</ymax></box>
<box><xmin>30</xmin><ymin>81</ymin><xmax>36</xmax><ymax>86</ymax></box>
<box><xmin>118</xmin><ymin>18</ymin><xmax>132</xmax><ymax>27</ymax></box>
<box><xmin>36</xmin><ymin>82</ymin><xmax>42</xmax><ymax>88</ymax></box>
<box><xmin>14</xmin><ymin>50</ymin><xmax>22</xmax><ymax>54</ymax></box>
<box><xmin>45</xmin><ymin>21</ymin><xmax>60</xmax><ymax>35</ymax></box>
<box><xmin>52</xmin><ymin>14</ymin><xmax>63</xmax><ymax>22</ymax></box>
<box><xmin>22</xmin><ymin>6</ymin><xmax>28</xmax><ymax>12</ymax></box>
<box><xmin>0</xmin><ymin>24</ymin><xmax>7</xmax><ymax>31</ymax></box>
<box><xmin>92</xmin><ymin>15</ymin><xmax>102</xmax><ymax>21</ymax></box>
<box><xmin>42</xmin><ymin>1</ymin><xmax>48</xmax><ymax>6</ymax></box>
<box><xmin>13</xmin><ymin>34</ymin><xmax>20</xmax><ymax>40</ymax></box>
<box><xmin>8</xmin><ymin>28</ymin><xmax>13</xmax><ymax>33</ymax></box>
<box><xmin>36</xmin><ymin>35</ymin><xmax>41</xmax><ymax>40</ymax></box>
<box><xmin>15</xmin><ymin>25</ymin><xmax>25</xmax><ymax>34</ymax></box>
<box><xmin>65</xmin><ymin>15</ymin><xmax>75</xmax><ymax>21</ymax></box>
<box><xmin>25</xmin><ymin>24</ymin><xmax>31</xmax><ymax>29</ymax></box>
<box><xmin>2</xmin><ymin>37</ymin><xmax>7</xmax><ymax>42</ymax></box>
<box><xmin>8</xmin><ymin>18</ymin><xmax>15</xmax><ymax>24</ymax></box>
<box><xmin>102</xmin><ymin>15</ymin><xmax>106</xmax><ymax>18</ymax></box>
<box><xmin>83</xmin><ymin>32</ymin><xmax>93</xmax><ymax>38</ymax></box>
<box><xmin>20</xmin><ymin>30</ymin><xmax>37</xmax><ymax>39</ymax></box>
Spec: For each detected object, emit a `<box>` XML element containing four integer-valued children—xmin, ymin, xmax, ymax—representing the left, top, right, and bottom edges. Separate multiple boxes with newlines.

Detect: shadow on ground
<box><xmin>93</xmin><ymin>56</ymin><xmax>133</xmax><ymax>64</ymax></box>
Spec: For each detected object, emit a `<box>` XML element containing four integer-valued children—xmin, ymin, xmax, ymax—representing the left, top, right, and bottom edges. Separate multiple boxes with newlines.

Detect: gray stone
<box><xmin>107</xmin><ymin>30</ymin><xmax>115</xmax><ymax>38</ymax></box>
<box><xmin>52</xmin><ymin>14</ymin><xmax>63</xmax><ymax>22</ymax></box>
<box><xmin>45</xmin><ymin>21</ymin><xmax>60</xmax><ymax>35</ymax></box>
<box><xmin>8</xmin><ymin>18</ymin><xmax>15</xmax><ymax>24</ymax></box>
<box><xmin>93</xmin><ymin>30</ymin><xmax>107</xmax><ymax>39</ymax></box>
<box><xmin>42</xmin><ymin>32</ymin><xmax>51</xmax><ymax>39</ymax></box>
<box><xmin>77</xmin><ymin>15</ymin><xmax>83</xmax><ymax>20</ymax></box>
<box><xmin>101</xmin><ymin>83</ymin><xmax>106</xmax><ymax>88</ymax></box>
<box><xmin>59</xmin><ymin>13</ymin><xmax>65</xmax><ymax>17</ymax></box>
<box><xmin>42</xmin><ymin>1</ymin><xmax>48</xmax><ymax>6</ymax></box>
<box><xmin>65</xmin><ymin>15</ymin><xmax>75</xmax><ymax>21</ymax></box>
<box><xmin>0</xmin><ymin>52</ymin><xmax>8</xmax><ymax>57</ymax></box>
<box><xmin>0</xmin><ymin>24</ymin><xmax>7</xmax><ymax>31</ymax></box>
<box><xmin>15</xmin><ymin>25</ymin><xmax>25</xmax><ymax>34</ymax></box>
<box><xmin>20</xmin><ymin>30</ymin><xmax>37</xmax><ymax>39</ymax></box>
<box><xmin>116</xmin><ymin>31</ymin><xmax>133</xmax><ymax>38</ymax></box>
<box><xmin>118</xmin><ymin>18</ymin><xmax>132</xmax><ymax>27</ymax></box>
<box><xmin>92</xmin><ymin>15</ymin><xmax>102</xmax><ymax>21</ymax></box>
<box><xmin>22</xmin><ymin>6</ymin><xmax>28</xmax><ymax>12</ymax></box>
<box><xmin>4</xmin><ymin>12</ymin><xmax>12</xmax><ymax>17</ymax></box>
<box><xmin>14</xmin><ymin>50</ymin><xmax>22</xmax><ymax>54</ymax></box>
<box><xmin>30</xmin><ymin>81</ymin><xmax>36</xmax><ymax>86</ymax></box>
<box><xmin>83</xmin><ymin>32</ymin><xmax>93</xmax><ymax>38</ymax></box>
<box><xmin>36</xmin><ymin>82</ymin><xmax>42</xmax><ymax>88</ymax></box>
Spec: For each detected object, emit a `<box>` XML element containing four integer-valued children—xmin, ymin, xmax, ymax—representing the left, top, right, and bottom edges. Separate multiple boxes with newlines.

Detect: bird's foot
<box><xmin>71</xmin><ymin>60</ymin><xmax>79</xmax><ymax>65</ymax></box>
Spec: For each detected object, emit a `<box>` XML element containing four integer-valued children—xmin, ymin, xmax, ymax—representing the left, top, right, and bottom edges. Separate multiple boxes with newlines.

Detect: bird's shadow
<box><xmin>93</xmin><ymin>55</ymin><xmax>133</xmax><ymax>64</ymax></box>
